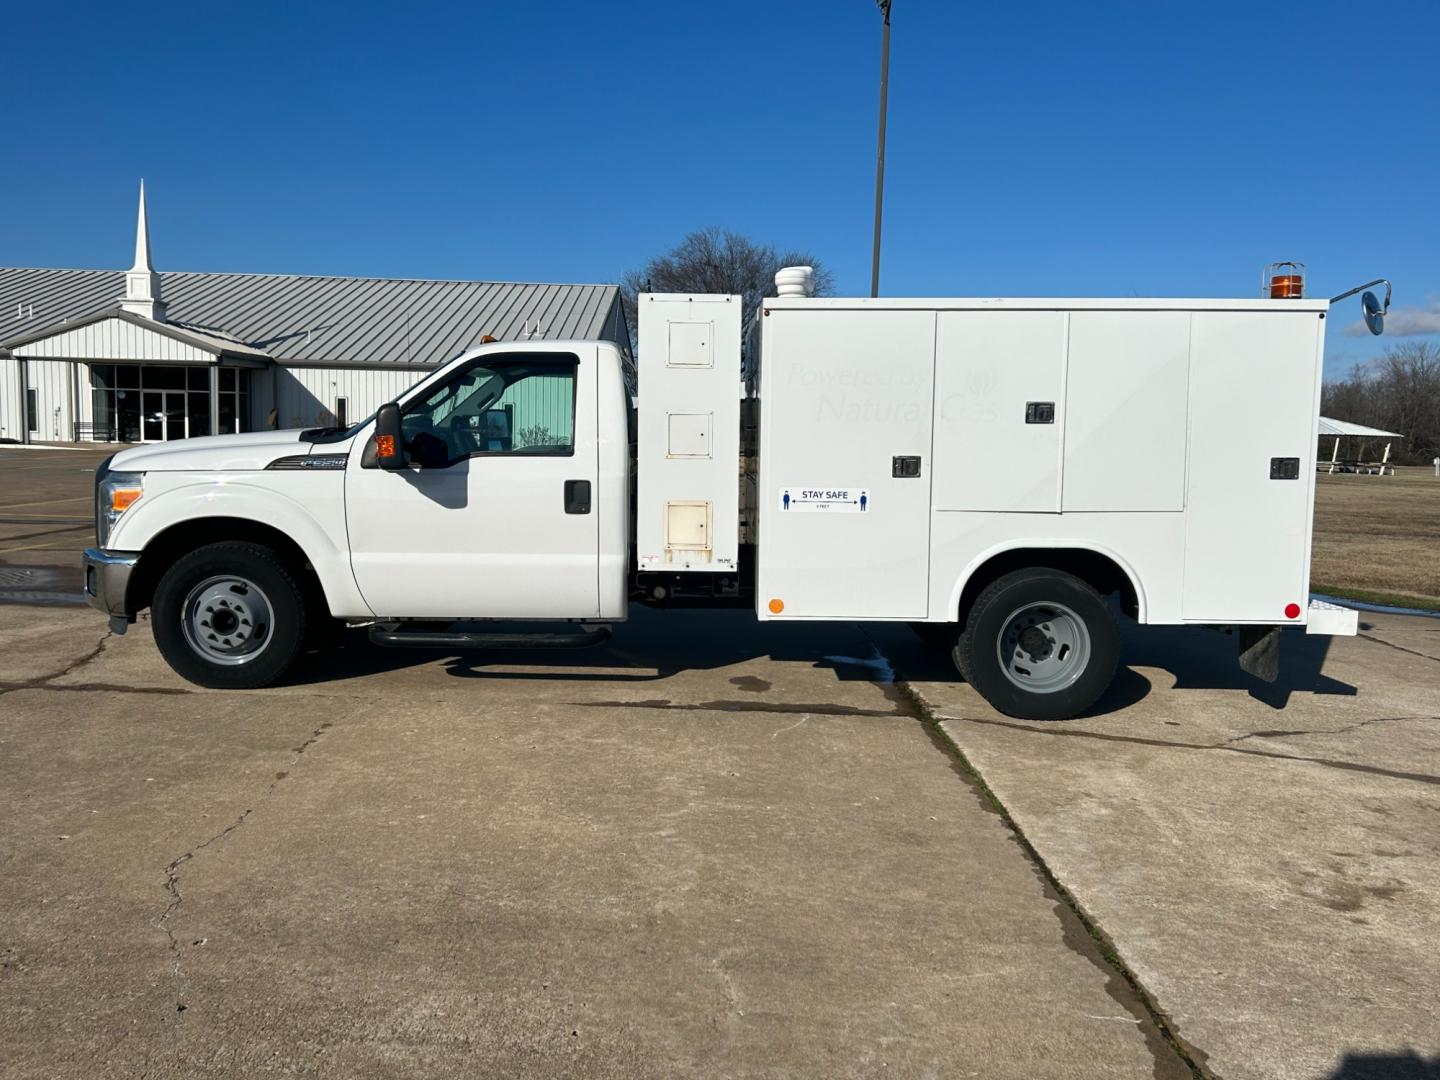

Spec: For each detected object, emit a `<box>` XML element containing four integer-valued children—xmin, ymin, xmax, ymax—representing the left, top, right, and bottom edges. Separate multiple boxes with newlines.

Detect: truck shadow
<box><xmin>287</xmin><ymin>607</ymin><xmax>1359</xmax><ymax>717</ymax></box>
<box><xmin>1120</xmin><ymin>622</ymin><xmax>1357</xmax><ymax>709</ymax></box>
<box><xmin>862</xmin><ymin>619</ymin><xmax>1356</xmax><ymax>718</ymax></box>
<box><xmin>1321</xmin><ymin>1050</ymin><xmax>1440</xmax><ymax>1079</ymax></box>
<box><xmin>286</xmin><ymin>607</ymin><xmax>890</xmax><ymax>687</ymax></box>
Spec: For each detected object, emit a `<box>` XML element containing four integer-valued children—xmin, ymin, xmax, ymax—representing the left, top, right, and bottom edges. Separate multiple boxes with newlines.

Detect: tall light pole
<box><xmin>870</xmin><ymin>0</ymin><xmax>892</xmax><ymax>298</ymax></box>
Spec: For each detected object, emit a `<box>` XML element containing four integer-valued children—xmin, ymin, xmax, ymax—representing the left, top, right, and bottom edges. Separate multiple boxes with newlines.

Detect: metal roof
<box><xmin>0</xmin><ymin>267</ymin><xmax>628</xmax><ymax>367</ymax></box>
<box><xmin>1318</xmin><ymin>416</ymin><xmax>1403</xmax><ymax>439</ymax></box>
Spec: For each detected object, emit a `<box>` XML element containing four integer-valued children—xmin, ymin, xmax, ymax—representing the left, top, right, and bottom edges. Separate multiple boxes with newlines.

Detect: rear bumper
<box><xmin>82</xmin><ymin>547</ymin><xmax>140</xmax><ymax>623</ymax></box>
<box><xmin>1305</xmin><ymin>598</ymin><xmax>1359</xmax><ymax>636</ymax></box>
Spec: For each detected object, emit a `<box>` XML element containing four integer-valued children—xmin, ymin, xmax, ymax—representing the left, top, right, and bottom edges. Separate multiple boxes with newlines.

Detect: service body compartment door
<box><xmin>1064</xmin><ymin>311</ymin><xmax>1190</xmax><ymax>512</ymax></box>
<box><xmin>757</xmin><ymin>308</ymin><xmax>935</xmax><ymax>619</ymax></box>
<box><xmin>932</xmin><ymin>310</ymin><xmax>1065</xmax><ymax>512</ymax></box>
<box><xmin>1182</xmin><ymin>311</ymin><xmax>1322</xmax><ymax>622</ymax></box>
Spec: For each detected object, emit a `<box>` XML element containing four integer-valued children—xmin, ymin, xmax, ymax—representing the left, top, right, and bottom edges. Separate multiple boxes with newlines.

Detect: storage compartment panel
<box><xmin>1063</xmin><ymin>311</ymin><xmax>1190</xmax><ymax>512</ymax></box>
<box><xmin>756</xmin><ymin>308</ymin><xmax>936</xmax><ymax>618</ymax></box>
<box><xmin>932</xmin><ymin>310</ymin><xmax>1065</xmax><ymax>512</ymax></box>
<box><xmin>667</xmin><ymin>412</ymin><xmax>712</xmax><ymax>459</ymax></box>
<box><xmin>1182</xmin><ymin>311</ymin><xmax>1321</xmax><ymax>621</ymax></box>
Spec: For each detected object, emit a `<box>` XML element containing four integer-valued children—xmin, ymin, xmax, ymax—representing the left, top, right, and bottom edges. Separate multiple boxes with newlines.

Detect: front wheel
<box><xmin>955</xmin><ymin>568</ymin><xmax>1119</xmax><ymax>721</ymax></box>
<box><xmin>152</xmin><ymin>542</ymin><xmax>308</xmax><ymax>689</ymax></box>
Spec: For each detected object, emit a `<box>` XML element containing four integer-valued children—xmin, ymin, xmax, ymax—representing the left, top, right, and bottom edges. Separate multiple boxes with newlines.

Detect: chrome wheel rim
<box><xmin>181</xmin><ymin>575</ymin><xmax>274</xmax><ymax>666</ymax></box>
<box><xmin>997</xmin><ymin>601</ymin><xmax>1090</xmax><ymax>695</ymax></box>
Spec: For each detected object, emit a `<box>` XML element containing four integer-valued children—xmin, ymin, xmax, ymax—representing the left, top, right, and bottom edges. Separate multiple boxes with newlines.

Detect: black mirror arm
<box><xmin>1329</xmin><ymin>278</ymin><xmax>1391</xmax><ymax>312</ymax></box>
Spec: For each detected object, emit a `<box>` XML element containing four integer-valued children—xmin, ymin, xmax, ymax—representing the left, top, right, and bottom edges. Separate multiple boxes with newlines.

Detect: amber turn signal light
<box><xmin>375</xmin><ymin>434</ymin><xmax>397</xmax><ymax>458</ymax></box>
<box><xmin>111</xmin><ymin>488</ymin><xmax>142</xmax><ymax>512</ymax></box>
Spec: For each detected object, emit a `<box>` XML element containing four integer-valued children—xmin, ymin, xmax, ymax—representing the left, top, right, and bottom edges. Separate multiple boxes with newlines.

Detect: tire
<box><xmin>955</xmin><ymin>568</ymin><xmax>1119</xmax><ymax>721</ymax></box>
<box><xmin>908</xmin><ymin>621</ymin><xmax>958</xmax><ymax>651</ymax></box>
<box><xmin>151</xmin><ymin>541</ymin><xmax>309</xmax><ymax>689</ymax></box>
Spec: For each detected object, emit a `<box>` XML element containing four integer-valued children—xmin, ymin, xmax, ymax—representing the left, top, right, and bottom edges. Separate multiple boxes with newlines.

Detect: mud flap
<box><xmin>1238</xmin><ymin>625</ymin><xmax>1281</xmax><ymax>683</ymax></box>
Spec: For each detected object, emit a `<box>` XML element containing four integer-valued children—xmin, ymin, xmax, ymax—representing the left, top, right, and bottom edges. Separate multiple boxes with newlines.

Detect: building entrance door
<box><xmin>141</xmin><ymin>391</ymin><xmax>188</xmax><ymax>442</ymax></box>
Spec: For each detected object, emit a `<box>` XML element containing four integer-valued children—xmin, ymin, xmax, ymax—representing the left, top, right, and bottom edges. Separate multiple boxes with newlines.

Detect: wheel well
<box><xmin>127</xmin><ymin>517</ymin><xmax>330</xmax><ymax>617</ymax></box>
<box><xmin>954</xmin><ymin>548</ymin><xmax>1139</xmax><ymax>626</ymax></box>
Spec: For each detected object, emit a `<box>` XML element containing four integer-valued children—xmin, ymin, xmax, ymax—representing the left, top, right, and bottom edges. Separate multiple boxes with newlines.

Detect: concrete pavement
<box><xmin>0</xmin><ymin>445</ymin><xmax>112</xmax><ymax>603</ymax></box>
<box><xmin>5</xmin><ymin>445</ymin><xmax>1437</xmax><ymax>1080</ymax></box>
<box><xmin>889</xmin><ymin>614</ymin><xmax>1440</xmax><ymax>1080</ymax></box>
<box><xmin>0</xmin><ymin>605</ymin><xmax>1188</xmax><ymax>1079</ymax></box>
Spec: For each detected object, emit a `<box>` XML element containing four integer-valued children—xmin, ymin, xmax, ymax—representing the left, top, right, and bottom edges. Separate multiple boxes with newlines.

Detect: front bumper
<box><xmin>82</xmin><ymin>547</ymin><xmax>140</xmax><ymax>630</ymax></box>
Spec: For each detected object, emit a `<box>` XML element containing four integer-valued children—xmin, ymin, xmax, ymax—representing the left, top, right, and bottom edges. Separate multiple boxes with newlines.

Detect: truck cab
<box><xmin>86</xmin><ymin>340</ymin><xmax>632</xmax><ymax>687</ymax></box>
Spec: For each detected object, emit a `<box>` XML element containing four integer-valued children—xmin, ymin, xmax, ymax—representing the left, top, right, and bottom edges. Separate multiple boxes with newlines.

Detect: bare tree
<box><xmin>619</xmin><ymin>227</ymin><xmax>835</xmax><ymax>337</ymax></box>
<box><xmin>1322</xmin><ymin>341</ymin><xmax>1440</xmax><ymax>462</ymax></box>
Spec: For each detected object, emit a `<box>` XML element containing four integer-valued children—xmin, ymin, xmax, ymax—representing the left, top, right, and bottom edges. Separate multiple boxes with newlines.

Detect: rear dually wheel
<box><xmin>955</xmin><ymin>568</ymin><xmax>1119</xmax><ymax>721</ymax></box>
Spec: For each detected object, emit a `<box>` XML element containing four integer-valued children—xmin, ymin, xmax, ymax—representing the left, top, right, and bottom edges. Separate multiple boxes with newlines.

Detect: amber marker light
<box><xmin>111</xmin><ymin>488</ymin><xmax>142</xmax><ymax>512</ymax></box>
<box><xmin>768</xmin><ymin>598</ymin><xmax>785</xmax><ymax>614</ymax></box>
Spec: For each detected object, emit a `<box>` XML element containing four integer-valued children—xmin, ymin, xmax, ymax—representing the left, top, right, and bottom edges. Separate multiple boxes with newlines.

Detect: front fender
<box><xmin>109</xmin><ymin>476</ymin><xmax>372</xmax><ymax>618</ymax></box>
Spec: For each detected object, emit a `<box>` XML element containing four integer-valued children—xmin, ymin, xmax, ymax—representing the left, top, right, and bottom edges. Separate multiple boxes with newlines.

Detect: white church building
<box><xmin>0</xmin><ymin>185</ymin><xmax>629</xmax><ymax>444</ymax></box>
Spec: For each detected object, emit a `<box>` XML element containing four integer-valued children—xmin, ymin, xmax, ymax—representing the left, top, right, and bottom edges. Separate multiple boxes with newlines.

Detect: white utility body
<box><xmin>83</xmin><ymin>278</ymin><xmax>1361</xmax><ymax>720</ymax></box>
<box><xmin>753</xmin><ymin>296</ymin><xmax>1328</xmax><ymax>626</ymax></box>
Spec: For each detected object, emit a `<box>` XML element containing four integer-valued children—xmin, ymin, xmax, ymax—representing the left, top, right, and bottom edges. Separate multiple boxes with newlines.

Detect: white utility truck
<box><xmin>83</xmin><ymin>270</ymin><xmax>1389</xmax><ymax>720</ymax></box>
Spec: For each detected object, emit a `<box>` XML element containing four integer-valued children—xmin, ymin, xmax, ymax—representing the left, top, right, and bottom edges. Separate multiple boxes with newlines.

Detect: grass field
<box><xmin>1312</xmin><ymin>465</ymin><xmax>1440</xmax><ymax>611</ymax></box>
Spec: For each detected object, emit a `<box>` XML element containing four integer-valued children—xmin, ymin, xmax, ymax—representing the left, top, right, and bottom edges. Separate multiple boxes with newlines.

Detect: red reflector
<box><xmin>1284</xmin><ymin>602</ymin><xmax>1301</xmax><ymax>619</ymax></box>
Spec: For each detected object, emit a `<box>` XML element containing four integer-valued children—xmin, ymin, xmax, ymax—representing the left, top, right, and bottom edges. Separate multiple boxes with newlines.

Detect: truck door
<box><xmin>344</xmin><ymin>349</ymin><xmax>600</xmax><ymax>619</ymax></box>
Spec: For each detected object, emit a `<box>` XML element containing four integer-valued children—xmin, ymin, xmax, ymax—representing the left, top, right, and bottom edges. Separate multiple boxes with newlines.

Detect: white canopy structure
<box><xmin>1318</xmin><ymin>416</ymin><xmax>1404</xmax><ymax>475</ymax></box>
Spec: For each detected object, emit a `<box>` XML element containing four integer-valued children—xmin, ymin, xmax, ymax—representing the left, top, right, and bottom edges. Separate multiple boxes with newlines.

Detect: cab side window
<box><xmin>401</xmin><ymin>355</ymin><xmax>577</xmax><ymax>465</ymax></box>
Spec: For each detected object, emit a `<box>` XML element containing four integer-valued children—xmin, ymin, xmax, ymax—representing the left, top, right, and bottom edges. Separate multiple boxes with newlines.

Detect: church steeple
<box><xmin>120</xmin><ymin>180</ymin><xmax>166</xmax><ymax>321</ymax></box>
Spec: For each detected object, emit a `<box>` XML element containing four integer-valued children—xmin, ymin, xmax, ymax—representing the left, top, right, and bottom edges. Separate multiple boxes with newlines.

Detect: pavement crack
<box><xmin>154</xmin><ymin>720</ymin><xmax>334</xmax><ymax>1016</ymax></box>
<box><xmin>890</xmin><ymin>684</ymin><xmax>1208</xmax><ymax>1079</ymax></box>
<box><xmin>158</xmin><ymin>809</ymin><xmax>255</xmax><ymax>978</ymax></box>
<box><xmin>769</xmin><ymin>716</ymin><xmax>811</xmax><ymax>739</ymax></box>
<box><xmin>572</xmin><ymin>699</ymin><xmax>905</xmax><ymax>718</ymax></box>
<box><xmin>0</xmin><ymin>681</ymin><xmax>192</xmax><ymax>696</ymax></box>
<box><xmin>0</xmin><ymin>631</ymin><xmax>112</xmax><ymax>697</ymax></box>
<box><xmin>942</xmin><ymin>713</ymin><xmax>1440</xmax><ymax>787</ymax></box>
<box><xmin>1358</xmin><ymin>632</ymin><xmax>1440</xmax><ymax>665</ymax></box>
<box><xmin>1223</xmin><ymin>715</ymin><xmax>1439</xmax><ymax>745</ymax></box>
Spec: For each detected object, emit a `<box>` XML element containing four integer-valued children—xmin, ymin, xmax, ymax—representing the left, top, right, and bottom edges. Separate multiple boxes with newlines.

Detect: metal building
<box><xmin>0</xmin><ymin>185</ymin><xmax>630</xmax><ymax>444</ymax></box>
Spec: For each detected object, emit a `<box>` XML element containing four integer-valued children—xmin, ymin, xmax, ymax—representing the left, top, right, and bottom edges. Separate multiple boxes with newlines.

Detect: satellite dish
<box><xmin>1362</xmin><ymin>291</ymin><xmax>1385</xmax><ymax>336</ymax></box>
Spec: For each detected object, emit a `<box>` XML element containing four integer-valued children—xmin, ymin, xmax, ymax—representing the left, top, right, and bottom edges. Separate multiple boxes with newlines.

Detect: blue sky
<box><xmin>2</xmin><ymin>0</ymin><xmax>1435</xmax><ymax>374</ymax></box>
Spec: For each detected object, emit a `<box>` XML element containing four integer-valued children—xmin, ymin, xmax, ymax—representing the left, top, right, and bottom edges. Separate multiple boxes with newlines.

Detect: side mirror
<box><xmin>1361</xmin><ymin>291</ymin><xmax>1385</xmax><ymax>336</ymax></box>
<box><xmin>375</xmin><ymin>403</ymin><xmax>405</xmax><ymax>470</ymax></box>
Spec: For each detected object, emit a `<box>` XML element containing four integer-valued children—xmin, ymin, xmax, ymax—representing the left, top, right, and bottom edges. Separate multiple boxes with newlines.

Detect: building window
<box><xmin>335</xmin><ymin>397</ymin><xmax>348</xmax><ymax>427</ymax></box>
<box><xmin>88</xmin><ymin>364</ymin><xmax>251</xmax><ymax>442</ymax></box>
<box><xmin>26</xmin><ymin>388</ymin><xmax>38</xmax><ymax>433</ymax></box>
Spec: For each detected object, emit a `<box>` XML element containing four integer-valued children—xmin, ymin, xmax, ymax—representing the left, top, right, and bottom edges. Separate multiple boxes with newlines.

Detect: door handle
<box><xmin>564</xmin><ymin>480</ymin><xmax>591</xmax><ymax>514</ymax></box>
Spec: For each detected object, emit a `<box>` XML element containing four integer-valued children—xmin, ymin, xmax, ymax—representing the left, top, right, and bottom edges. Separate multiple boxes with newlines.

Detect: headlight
<box><xmin>97</xmin><ymin>471</ymin><xmax>144</xmax><ymax>548</ymax></box>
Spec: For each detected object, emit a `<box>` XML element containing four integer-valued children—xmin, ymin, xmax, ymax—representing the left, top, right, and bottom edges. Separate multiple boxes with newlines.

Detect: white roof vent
<box><xmin>774</xmin><ymin>265</ymin><xmax>815</xmax><ymax>298</ymax></box>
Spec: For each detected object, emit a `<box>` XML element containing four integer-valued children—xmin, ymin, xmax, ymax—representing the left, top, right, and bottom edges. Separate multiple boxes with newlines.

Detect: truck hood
<box><xmin>109</xmin><ymin>430</ymin><xmax>319</xmax><ymax>472</ymax></box>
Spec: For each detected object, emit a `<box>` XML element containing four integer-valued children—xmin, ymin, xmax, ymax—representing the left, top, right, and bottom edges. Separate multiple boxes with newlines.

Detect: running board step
<box><xmin>369</xmin><ymin>626</ymin><xmax>612</xmax><ymax>650</ymax></box>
